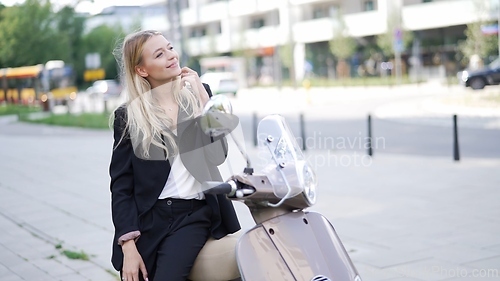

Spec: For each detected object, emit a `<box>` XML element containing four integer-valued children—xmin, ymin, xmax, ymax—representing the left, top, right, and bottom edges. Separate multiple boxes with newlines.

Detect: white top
<box><xmin>158</xmin><ymin>131</ymin><xmax>205</xmax><ymax>200</ymax></box>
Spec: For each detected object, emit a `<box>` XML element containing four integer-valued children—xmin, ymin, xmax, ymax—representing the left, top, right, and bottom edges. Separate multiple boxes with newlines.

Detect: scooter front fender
<box><xmin>236</xmin><ymin>211</ymin><xmax>360</xmax><ymax>281</ymax></box>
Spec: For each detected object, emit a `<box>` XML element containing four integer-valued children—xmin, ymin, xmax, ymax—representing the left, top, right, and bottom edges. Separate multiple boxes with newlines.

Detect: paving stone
<box><xmin>8</xmin><ymin>262</ymin><xmax>53</xmax><ymax>281</ymax></box>
<box><xmin>54</xmin><ymin>256</ymin><xmax>96</xmax><ymax>272</ymax></box>
<box><xmin>0</xmin><ymin>250</ymin><xmax>28</xmax><ymax>269</ymax></box>
<box><xmin>30</xmin><ymin>258</ymin><xmax>74</xmax><ymax>277</ymax></box>
<box><xmin>385</xmin><ymin>277</ymin><xmax>423</xmax><ymax>281</ymax></box>
<box><xmin>463</xmin><ymin>255</ymin><xmax>500</xmax><ymax>271</ymax></box>
<box><xmin>352</xmin><ymin>262</ymin><xmax>402</xmax><ymax>281</ymax></box>
<box><xmin>77</xmin><ymin>266</ymin><xmax>118</xmax><ymax>281</ymax></box>
<box><xmin>55</xmin><ymin>272</ymin><xmax>91</xmax><ymax>281</ymax></box>
<box><xmin>485</xmin><ymin>244</ymin><xmax>500</xmax><ymax>255</ymax></box>
<box><xmin>0</xmin><ymin>264</ymin><xmax>11</xmax><ymax>278</ymax></box>
<box><xmin>346</xmin><ymin>240</ymin><xmax>432</xmax><ymax>268</ymax></box>
<box><xmin>383</xmin><ymin>258</ymin><xmax>478</xmax><ymax>281</ymax></box>
<box><xmin>415</xmin><ymin>245</ymin><xmax>499</xmax><ymax>265</ymax></box>
<box><xmin>0</xmin><ymin>274</ymin><xmax>24</xmax><ymax>281</ymax></box>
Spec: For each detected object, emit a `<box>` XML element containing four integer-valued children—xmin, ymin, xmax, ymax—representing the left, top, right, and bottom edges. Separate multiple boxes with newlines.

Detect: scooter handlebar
<box><xmin>202</xmin><ymin>181</ymin><xmax>236</xmax><ymax>195</ymax></box>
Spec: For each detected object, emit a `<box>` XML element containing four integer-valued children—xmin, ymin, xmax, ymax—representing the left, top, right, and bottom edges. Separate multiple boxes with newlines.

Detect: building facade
<box><xmin>139</xmin><ymin>0</ymin><xmax>499</xmax><ymax>84</ymax></box>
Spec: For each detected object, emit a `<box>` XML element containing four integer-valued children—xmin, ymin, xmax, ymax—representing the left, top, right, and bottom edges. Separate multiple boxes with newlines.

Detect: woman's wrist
<box><xmin>121</xmin><ymin>239</ymin><xmax>137</xmax><ymax>253</ymax></box>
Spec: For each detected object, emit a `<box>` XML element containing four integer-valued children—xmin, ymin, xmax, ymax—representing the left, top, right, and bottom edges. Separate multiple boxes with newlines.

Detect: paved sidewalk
<box><xmin>0</xmin><ymin>124</ymin><xmax>117</xmax><ymax>281</ymax></box>
<box><xmin>0</xmin><ymin>120</ymin><xmax>499</xmax><ymax>280</ymax></box>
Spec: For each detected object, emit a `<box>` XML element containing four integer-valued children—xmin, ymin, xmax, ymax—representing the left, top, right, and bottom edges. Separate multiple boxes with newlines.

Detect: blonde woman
<box><xmin>109</xmin><ymin>30</ymin><xmax>240</xmax><ymax>281</ymax></box>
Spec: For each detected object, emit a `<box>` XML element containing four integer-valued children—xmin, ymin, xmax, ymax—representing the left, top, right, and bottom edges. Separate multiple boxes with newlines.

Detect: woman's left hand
<box><xmin>180</xmin><ymin>67</ymin><xmax>209</xmax><ymax>105</ymax></box>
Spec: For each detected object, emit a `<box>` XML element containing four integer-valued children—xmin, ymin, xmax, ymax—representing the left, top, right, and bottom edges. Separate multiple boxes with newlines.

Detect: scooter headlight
<box><xmin>301</xmin><ymin>163</ymin><xmax>317</xmax><ymax>206</ymax></box>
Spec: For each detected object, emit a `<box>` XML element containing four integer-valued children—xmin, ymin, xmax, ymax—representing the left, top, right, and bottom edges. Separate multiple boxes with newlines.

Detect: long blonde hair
<box><xmin>114</xmin><ymin>30</ymin><xmax>201</xmax><ymax>159</ymax></box>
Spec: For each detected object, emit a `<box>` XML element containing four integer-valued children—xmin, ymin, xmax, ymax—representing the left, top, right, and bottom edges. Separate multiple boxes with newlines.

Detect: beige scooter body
<box><xmin>236</xmin><ymin>210</ymin><xmax>359</xmax><ymax>281</ymax></box>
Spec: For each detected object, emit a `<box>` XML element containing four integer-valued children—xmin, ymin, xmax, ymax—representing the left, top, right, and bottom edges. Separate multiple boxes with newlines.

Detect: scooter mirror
<box><xmin>203</xmin><ymin>94</ymin><xmax>233</xmax><ymax>115</ymax></box>
<box><xmin>200</xmin><ymin>95</ymin><xmax>236</xmax><ymax>137</ymax></box>
<box><xmin>199</xmin><ymin>95</ymin><xmax>252</xmax><ymax>168</ymax></box>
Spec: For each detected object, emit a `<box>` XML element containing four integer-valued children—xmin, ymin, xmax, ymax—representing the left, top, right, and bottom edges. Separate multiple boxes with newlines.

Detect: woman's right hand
<box><xmin>121</xmin><ymin>240</ymin><xmax>149</xmax><ymax>281</ymax></box>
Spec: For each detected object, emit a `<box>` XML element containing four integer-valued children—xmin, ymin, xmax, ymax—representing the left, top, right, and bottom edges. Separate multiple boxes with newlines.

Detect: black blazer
<box><xmin>109</xmin><ymin>84</ymin><xmax>240</xmax><ymax>270</ymax></box>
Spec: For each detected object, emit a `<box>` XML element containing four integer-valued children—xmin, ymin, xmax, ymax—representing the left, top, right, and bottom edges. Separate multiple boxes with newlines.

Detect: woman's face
<box><xmin>136</xmin><ymin>35</ymin><xmax>181</xmax><ymax>88</ymax></box>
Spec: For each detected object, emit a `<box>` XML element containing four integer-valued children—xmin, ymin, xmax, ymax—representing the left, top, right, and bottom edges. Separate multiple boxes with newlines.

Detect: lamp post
<box><xmin>497</xmin><ymin>2</ymin><xmax>500</xmax><ymax>59</ymax></box>
<box><xmin>168</xmin><ymin>0</ymin><xmax>187</xmax><ymax>67</ymax></box>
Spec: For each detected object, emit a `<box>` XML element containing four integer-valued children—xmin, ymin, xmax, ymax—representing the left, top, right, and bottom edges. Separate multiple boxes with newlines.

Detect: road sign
<box><xmin>85</xmin><ymin>53</ymin><xmax>101</xmax><ymax>69</ymax></box>
<box><xmin>393</xmin><ymin>28</ymin><xmax>404</xmax><ymax>52</ymax></box>
<box><xmin>84</xmin><ymin>68</ymin><xmax>105</xmax><ymax>82</ymax></box>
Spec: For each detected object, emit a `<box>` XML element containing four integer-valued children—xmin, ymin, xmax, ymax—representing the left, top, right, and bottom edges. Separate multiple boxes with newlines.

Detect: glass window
<box><xmin>313</xmin><ymin>7</ymin><xmax>328</xmax><ymax>19</ymax></box>
<box><xmin>189</xmin><ymin>26</ymin><xmax>208</xmax><ymax>38</ymax></box>
<box><xmin>364</xmin><ymin>0</ymin><xmax>375</xmax><ymax>11</ymax></box>
<box><xmin>251</xmin><ymin>18</ymin><xmax>265</xmax><ymax>29</ymax></box>
<box><xmin>215</xmin><ymin>22</ymin><xmax>222</xmax><ymax>34</ymax></box>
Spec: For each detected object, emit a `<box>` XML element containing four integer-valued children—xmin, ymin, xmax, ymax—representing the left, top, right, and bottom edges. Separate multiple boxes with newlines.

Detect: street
<box><xmin>232</xmin><ymin>84</ymin><xmax>500</xmax><ymax>159</ymax></box>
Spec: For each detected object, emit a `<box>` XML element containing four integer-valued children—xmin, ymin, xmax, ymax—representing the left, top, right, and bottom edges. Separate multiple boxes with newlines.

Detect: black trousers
<box><xmin>133</xmin><ymin>198</ymin><xmax>212</xmax><ymax>281</ymax></box>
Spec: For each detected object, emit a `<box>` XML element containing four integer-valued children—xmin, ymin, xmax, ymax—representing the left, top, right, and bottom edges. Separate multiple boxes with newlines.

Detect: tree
<box><xmin>80</xmin><ymin>24</ymin><xmax>125</xmax><ymax>84</ymax></box>
<box><xmin>54</xmin><ymin>6</ymin><xmax>86</xmax><ymax>67</ymax></box>
<box><xmin>458</xmin><ymin>0</ymin><xmax>498</xmax><ymax>67</ymax></box>
<box><xmin>0</xmin><ymin>0</ymin><xmax>70</xmax><ymax>67</ymax></box>
<box><xmin>376</xmin><ymin>12</ymin><xmax>413</xmax><ymax>59</ymax></box>
<box><xmin>329</xmin><ymin>11</ymin><xmax>357</xmax><ymax>79</ymax></box>
<box><xmin>0</xmin><ymin>3</ymin><xmax>6</xmax><ymax>18</ymax></box>
<box><xmin>279</xmin><ymin>43</ymin><xmax>294</xmax><ymax>78</ymax></box>
<box><xmin>0</xmin><ymin>4</ymin><xmax>7</xmax><ymax>67</ymax></box>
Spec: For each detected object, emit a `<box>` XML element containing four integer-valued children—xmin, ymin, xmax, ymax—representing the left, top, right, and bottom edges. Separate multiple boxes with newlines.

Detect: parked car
<box><xmin>90</xmin><ymin>79</ymin><xmax>122</xmax><ymax>99</ymax></box>
<box><xmin>459</xmin><ymin>58</ymin><xmax>500</xmax><ymax>90</ymax></box>
<box><xmin>200</xmin><ymin>72</ymin><xmax>239</xmax><ymax>96</ymax></box>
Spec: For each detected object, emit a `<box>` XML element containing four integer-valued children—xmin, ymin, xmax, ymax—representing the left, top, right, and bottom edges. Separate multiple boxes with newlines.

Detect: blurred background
<box><xmin>0</xmin><ymin>0</ymin><xmax>499</xmax><ymax>111</ymax></box>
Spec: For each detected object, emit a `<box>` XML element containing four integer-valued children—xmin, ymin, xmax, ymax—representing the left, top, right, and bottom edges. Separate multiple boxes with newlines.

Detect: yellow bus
<box><xmin>0</xmin><ymin>60</ymin><xmax>77</xmax><ymax>105</ymax></box>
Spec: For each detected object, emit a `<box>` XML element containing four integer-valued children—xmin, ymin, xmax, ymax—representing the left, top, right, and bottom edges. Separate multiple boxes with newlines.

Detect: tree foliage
<box><xmin>0</xmin><ymin>0</ymin><xmax>125</xmax><ymax>86</ymax></box>
<box><xmin>279</xmin><ymin>43</ymin><xmax>294</xmax><ymax>70</ymax></box>
<box><xmin>55</xmin><ymin>6</ymin><xmax>86</xmax><ymax>64</ymax></box>
<box><xmin>0</xmin><ymin>0</ymin><xmax>69</xmax><ymax>67</ymax></box>
<box><xmin>80</xmin><ymin>24</ymin><xmax>125</xmax><ymax>82</ymax></box>
<box><xmin>329</xmin><ymin>16</ymin><xmax>357</xmax><ymax>60</ymax></box>
<box><xmin>458</xmin><ymin>0</ymin><xmax>498</xmax><ymax>64</ymax></box>
<box><xmin>459</xmin><ymin>22</ymin><xmax>498</xmax><ymax>61</ymax></box>
<box><xmin>376</xmin><ymin>12</ymin><xmax>413</xmax><ymax>58</ymax></box>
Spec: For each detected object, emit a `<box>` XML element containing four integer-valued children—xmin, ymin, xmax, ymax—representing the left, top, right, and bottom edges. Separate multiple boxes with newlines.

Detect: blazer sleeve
<box><xmin>109</xmin><ymin>107</ymin><xmax>140</xmax><ymax>244</ymax></box>
<box><xmin>203</xmin><ymin>82</ymin><xmax>213</xmax><ymax>98</ymax></box>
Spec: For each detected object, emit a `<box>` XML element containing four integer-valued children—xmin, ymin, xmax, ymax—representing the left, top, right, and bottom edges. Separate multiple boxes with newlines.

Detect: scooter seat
<box><xmin>188</xmin><ymin>231</ymin><xmax>242</xmax><ymax>281</ymax></box>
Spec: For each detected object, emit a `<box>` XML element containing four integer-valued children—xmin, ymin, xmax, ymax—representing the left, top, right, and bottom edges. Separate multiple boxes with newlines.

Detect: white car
<box><xmin>200</xmin><ymin>72</ymin><xmax>239</xmax><ymax>96</ymax></box>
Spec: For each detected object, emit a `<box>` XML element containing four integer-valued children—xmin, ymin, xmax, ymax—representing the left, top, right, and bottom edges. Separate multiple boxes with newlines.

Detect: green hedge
<box><xmin>20</xmin><ymin>113</ymin><xmax>112</xmax><ymax>129</ymax></box>
<box><xmin>0</xmin><ymin>104</ymin><xmax>41</xmax><ymax>116</ymax></box>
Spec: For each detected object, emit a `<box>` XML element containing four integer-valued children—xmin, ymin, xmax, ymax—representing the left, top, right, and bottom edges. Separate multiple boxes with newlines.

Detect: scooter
<box><xmin>188</xmin><ymin>95</ymin><xmax>362</xmax><ymax>281</ymax></box>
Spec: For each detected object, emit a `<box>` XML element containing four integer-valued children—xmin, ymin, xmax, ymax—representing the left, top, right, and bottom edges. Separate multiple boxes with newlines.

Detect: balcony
<box><xmin>248</xmin><ymin>25</ymin><xmax>285</xmax><ymax>48</ymax></box>
<box><xmin>292</xmin><ymin>10</ymin><xmax>385</xmax><ymax>43</ymax></box>
<box><xmin>186</xmin><ymin>34</ymin><xmax>231</xmax><ymax>56</ymax></box>
<box><xmin>199</xmin><ymin>1</ymin><xmax>230</xmax><ymax>23</ymax></box>
<box><xmin>293</xmin><ymin>18</ymin><xmax>334</xmax><ymax>43</ymax></box>
<box><xmin>142</xmin><ymin>15</ymin><xmax>170</xmax><ymax>31</ymax></box>
<box><xmin>402</xmin><ymin>0</ymin><xmax>486</xmax><ymax>31</ymax></box>
<box><xmin>181</xmin><ymin>7</ymin><xmax>198</xmax><ymax>26</ymax></box>
<box><xmin>344</xmin><ymin>10</ymin><xmax>386</xmax><ymax>37</ymax></box>
<box><xmin>290</xmin><ymin>0</ymin><xmax>333</xmax><ymax>5</ymax></box>
<box><xmin>256</xmin><ymin>0</ymin><xmax>279</xmax><ymax>12</ymax></box>
<box><xmin>229</xmin><ymin>0</ymin><xmax>257</xmax><ymax>17</ymax></box>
